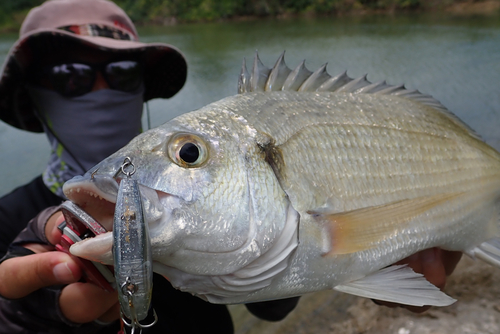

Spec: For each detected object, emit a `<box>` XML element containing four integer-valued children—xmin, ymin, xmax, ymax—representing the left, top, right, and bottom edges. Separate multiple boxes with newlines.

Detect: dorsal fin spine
<box><xmin>317</xmin><ymin>71</ymin><xmax>350</xmax><ymax>92</ymax></box>
<box><xmin>336</xmin><ymin>74</ymin><xmax>370</xmax><ymax>93</ymax></box>
<box><xmin>283</xmin><ymin>60</ymin><xmax>313</xmax><ymax>91</ymax></box>
<box><xmin>376</xmin><ymin>84</ymin><xmax>406</xmax><ymax>95</ymax></box>
<box><xmin>265</xmin><ymin>51</ymin><xmax>292</xmax><ymax>91</ymax></box>
<box><xmin>298</xmin><ymin>63</ymin><xmax>331</xmax><ymax>92</ymax></box>
<box><xmin>250</xmin><ymin>51</ymin><xmax>270</xmax><ymax>92</ymax></box>
<box><xmin>357</xmin><ymin>81</ymin><xmax>390</xmax><ymax>94</ymax></box>
<box><xmin>238</xmin><ymin>57</ymin><xmax>250</xmax><ymax>94</ymax></box>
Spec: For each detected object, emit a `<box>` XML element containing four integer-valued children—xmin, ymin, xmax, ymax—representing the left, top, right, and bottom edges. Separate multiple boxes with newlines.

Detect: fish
<box><xmin>63</xmin><ymin>52</ymin><xmax>500</xmax><ymax>307</ymax></box>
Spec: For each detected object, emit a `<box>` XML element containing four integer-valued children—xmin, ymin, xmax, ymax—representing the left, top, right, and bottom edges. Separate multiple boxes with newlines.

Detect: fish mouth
<box><xmin>63</xmin><ymin>175</ymin><xmax>119</xmax><ymax>231</ymax></box>
<box><xmin>63</xmin><ymin>175</ymin><xmax>167</xmax><ymax>233</ymax></box>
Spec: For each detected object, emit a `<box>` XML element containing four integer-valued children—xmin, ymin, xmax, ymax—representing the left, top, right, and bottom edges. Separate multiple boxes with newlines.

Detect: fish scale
<box><xmin>268</xmin><ymin>120</ymin><xmax>494</xmax><ymax>212</ymax></box>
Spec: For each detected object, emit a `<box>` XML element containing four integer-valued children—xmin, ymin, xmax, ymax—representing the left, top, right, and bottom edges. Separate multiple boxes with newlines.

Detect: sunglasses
<box><xmin>37</xmin><ymin>60</ymin><xmax>143</xmax><ymax>98</ymax></box>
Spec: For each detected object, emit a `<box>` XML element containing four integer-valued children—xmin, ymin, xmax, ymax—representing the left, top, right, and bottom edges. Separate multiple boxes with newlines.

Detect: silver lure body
<box><xmin>113</xmin><ymin>174</ymin><xmax>153</xmax><ymax>324</ymax></box>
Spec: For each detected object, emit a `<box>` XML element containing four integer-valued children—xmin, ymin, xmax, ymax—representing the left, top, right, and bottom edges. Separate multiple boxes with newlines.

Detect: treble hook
<box><xmin>120</xmin><ymin>276</ymin><xmax>158</xmax><ymax>333</ymax></box>
<box><xmin>121</xmin><ymin>309</ymin><xmax>158</xmax><ymax>334</ymax></box>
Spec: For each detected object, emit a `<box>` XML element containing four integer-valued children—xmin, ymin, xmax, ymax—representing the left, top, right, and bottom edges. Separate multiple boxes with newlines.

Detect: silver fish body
<box><xmin>64</xmin><ymin>53</ymin><xmax>500</xmax><ymax>307</ymax></box>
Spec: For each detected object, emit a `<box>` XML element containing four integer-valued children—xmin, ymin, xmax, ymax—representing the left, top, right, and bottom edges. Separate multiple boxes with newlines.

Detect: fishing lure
<box><xmin>113</xmin><ymin>157</ymin><xmax>156</xmax><ymax>333</ymax></box>
<box><xmin>56</xmin><ymin>200</ymin><xmax>115</xmax><ymax>292</ymax></box>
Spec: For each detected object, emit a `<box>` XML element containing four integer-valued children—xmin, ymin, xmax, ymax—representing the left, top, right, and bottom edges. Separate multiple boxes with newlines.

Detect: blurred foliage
<box><xmin>0</xmin><ymin>0</ymin><xmax>44</xmax><ymax>32</ymax></box>
<box><xmin>0</xmin><ymin>0</ymin><xmax>464</xmax><ymax>31</ymax></box>
<box><xmin>113</xmin><ymin>0</ymin><xmax>428</xmax><ymax>23</ymax></box>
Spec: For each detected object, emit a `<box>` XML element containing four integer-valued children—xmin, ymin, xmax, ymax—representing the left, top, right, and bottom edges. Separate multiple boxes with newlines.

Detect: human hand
<box><xmin>374</xmin><ymin>247</ymin><xmax>462</xmax><ymax>313</ymax></box>
<box><xmin>0</xmin><ymin>211</ymin><xmax>120</xmax><ymax>323</ymax></box>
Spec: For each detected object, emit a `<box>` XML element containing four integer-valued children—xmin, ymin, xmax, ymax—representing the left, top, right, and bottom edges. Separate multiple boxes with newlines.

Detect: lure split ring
<box><xmin>120</xmin><ymin>157</ymin><xmax>136</xmax><ymax>177</ymax></box>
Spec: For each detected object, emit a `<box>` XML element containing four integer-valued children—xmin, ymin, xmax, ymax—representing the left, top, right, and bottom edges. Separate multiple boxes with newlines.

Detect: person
<box><xmin>0</xmin><ymin>0</ymin><xmax>187</xmax><ymax>253</ymax></box>
<box><xmin>0</xmin><ymin>1</ymin><xmax>299</xmax><ymax>333</ymax></box>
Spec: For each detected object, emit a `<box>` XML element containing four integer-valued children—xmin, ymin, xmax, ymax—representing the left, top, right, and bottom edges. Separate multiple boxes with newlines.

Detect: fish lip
<box><xmin>63</xmin><ymin>174</ymin><xmax>119</xmax><ymax>201</ymax></box>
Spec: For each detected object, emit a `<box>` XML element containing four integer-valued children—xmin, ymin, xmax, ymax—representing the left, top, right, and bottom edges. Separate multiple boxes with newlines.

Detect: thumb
<box><xmin>0</xmin><ymin>251</ymin><xmax>82</xmax><ymax>299</ymax></box>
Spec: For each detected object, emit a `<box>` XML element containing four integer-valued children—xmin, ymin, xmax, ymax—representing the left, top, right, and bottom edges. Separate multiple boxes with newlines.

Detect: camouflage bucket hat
<box><xmin>0</xmin><ymin>0</ymin><xmax>187</xmax><ymax>132</ymax></box>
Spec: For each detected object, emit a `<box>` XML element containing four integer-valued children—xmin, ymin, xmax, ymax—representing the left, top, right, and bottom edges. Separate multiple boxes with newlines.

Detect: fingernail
<box><xmin>53</xmin><ymin>262</ymin><xmax>76</xmax><ymax>283</ymax></box>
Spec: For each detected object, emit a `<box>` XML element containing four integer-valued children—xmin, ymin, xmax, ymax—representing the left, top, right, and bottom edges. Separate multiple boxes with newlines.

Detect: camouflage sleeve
<box><xmin>1</xmin><ymin>205</ymin><xmax>61</xmax><ymax>259</ymax></box>
<box><xmin>0</xmin><ymin>175</ymin><xmax>64</xmax><ymax>259</ymax></box>
<box><xmin>0</xmin><ymin>206</ymin><xmax>119</xmax><ymax>334</ymax></box>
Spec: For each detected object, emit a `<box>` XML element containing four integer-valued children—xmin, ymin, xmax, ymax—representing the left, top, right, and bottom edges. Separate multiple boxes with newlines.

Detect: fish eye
<box><xmin>167</xmin><ymin>133</ymin><xmax>208</xmax><ymax>168</ymax></box>
<box><xmin>179</xmin><ymin>143</ymin><xmax>199</xmax><ymax>163</ymax></box>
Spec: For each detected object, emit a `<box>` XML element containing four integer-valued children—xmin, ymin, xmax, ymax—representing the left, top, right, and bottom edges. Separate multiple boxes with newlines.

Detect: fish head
<box><xmin>64</xmin><ymin>103</ymin><xmax>290</xmax><ymax>277</ymax></box>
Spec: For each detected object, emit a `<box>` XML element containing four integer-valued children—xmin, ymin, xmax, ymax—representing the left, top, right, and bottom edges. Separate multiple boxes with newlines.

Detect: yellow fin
<box><xmin>308</xmin><ymin>192</ymin><xmax>463</xmax><ymax>255</ymax></box>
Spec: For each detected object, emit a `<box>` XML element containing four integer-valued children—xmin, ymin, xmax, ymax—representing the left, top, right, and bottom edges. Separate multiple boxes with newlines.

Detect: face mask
<box><xmin>27</xmin><ymin>86</ymin><xmax>144</xmax><ymax>197</ymax></box>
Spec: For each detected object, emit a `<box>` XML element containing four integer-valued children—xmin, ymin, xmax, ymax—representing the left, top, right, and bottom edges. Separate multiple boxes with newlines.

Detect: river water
<box><xmin>1</xmin><ymin>13</ymin><xmax>500</xmax><ymax>196</ymax></box>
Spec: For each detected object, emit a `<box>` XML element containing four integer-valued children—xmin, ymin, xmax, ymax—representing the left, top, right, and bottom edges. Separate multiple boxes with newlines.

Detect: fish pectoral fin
<box><xmin>333</xmin><ymin>265</ymin><xmax>456</xmax><ymax>307</ymax></box>
<box><xmin>309</xmin><ymin>192</ymin><xmax>463</xmax><ymax>255</ymax></box>
<box><xmin>469</xmin><ymin>238</ymin><xmax>500</xmax><ymax>268</ymax></box>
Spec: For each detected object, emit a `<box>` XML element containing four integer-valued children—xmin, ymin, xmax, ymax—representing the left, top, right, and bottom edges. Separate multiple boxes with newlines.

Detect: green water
<box><xmin>1</xmin><ymin>13</ymin><xmax>500</xmax><ymax>196</ymax></box>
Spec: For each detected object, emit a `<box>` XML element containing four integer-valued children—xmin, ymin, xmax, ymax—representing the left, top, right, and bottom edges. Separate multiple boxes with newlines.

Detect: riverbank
<box><xmin>1</xmin><ymin>0</ymin><xmax>499</xmax><ymax>33</ymax></box>
<box><xmin>229</xmin><ymin>256</ymin><xmax>500</xmax><ymax>334</ymax></box>
<box><xmin>444</xmin><ymin>0</ymin><xmax>500</xmax><ymax>15</ymax></box>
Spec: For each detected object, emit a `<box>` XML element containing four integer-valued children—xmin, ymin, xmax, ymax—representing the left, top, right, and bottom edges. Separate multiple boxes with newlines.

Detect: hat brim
<box><xmin>0</xmin><ymin>29</ymin><xmax>187</xmax><ymax>132</ymax></box>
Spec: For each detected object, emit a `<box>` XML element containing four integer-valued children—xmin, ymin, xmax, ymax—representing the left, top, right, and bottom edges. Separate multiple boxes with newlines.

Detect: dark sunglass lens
<box><xmin>105</xmin><ymin>61</ymin><xmax>143</xmax><ymax>92</ymax></box>
<box><xmin>50</xmin><ymin>63</ymin><xmax>95</xmax><ymax>97</ymax></box>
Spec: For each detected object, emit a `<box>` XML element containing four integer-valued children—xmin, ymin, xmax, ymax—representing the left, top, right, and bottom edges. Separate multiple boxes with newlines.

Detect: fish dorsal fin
<box><xmin>238</xmin><ymin>51</ymin><xmax>483</xmax><ymax>141</ymax></box>
<box><xmin>237</xmin><ymin>51</ymin><xmax>437</xmax><ymax>102</ymax></box>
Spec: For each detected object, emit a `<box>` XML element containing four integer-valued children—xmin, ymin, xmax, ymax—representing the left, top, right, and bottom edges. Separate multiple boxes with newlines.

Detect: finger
<box><xmin>97</xmin><ymin>302</ymin><xmax>121</xmax><ymax>323</ymax></box>
<box><xmin>24</xmin><ymin>243</ymin><xmax>54</xmax><ymax>253</ymax></box>
<box><xmin>419</xmin><ymin>248</ymin><xmax>446</xmax><ymax>289</ymax></box>
<box><xmin>0</xmin><ymin>252</ymin><xmax>81</xmax><ymax>299</ymax></box>
<box><xmin>398</xmin><ymin>252</ymin><xmax>423</xmax><ymax>274</ymax></box>
<box><xmin>442</xmin><ymin>250</ymin><xmax>462</xmax><ymax>276</ymax></box>
<box><xmin>45</xmin><ymin>212</ymin><xmax>65</xmax><ymax>245</ymax></box>
<box><xmin>60</xmin><ymin>282</ymin><xmax>119</xmax><ymax>323</ymax></box>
